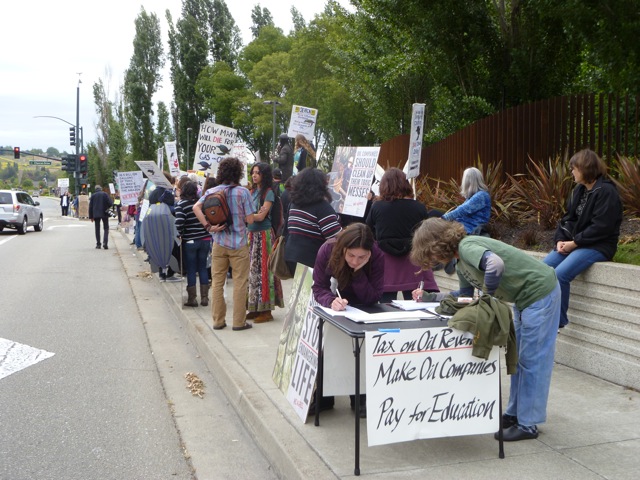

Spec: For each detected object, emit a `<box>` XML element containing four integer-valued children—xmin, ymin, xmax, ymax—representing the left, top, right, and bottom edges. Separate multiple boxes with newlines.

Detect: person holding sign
<box><xmin>411</xmin><ymin>218</ymin><xmax>560</xmax><ymax>441</ymax></box>
<box><xmin>312</xmin><ymin>223</ymin><xmax>384</xmax><ymax>417</ymax></box>
<box><xmin>293</xmin><ymin>134</ymin><xmax>316</xmax><ymax>171</ymax></box>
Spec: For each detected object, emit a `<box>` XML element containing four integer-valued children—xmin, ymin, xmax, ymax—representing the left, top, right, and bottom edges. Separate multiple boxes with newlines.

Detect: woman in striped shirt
<box><xmin>284</xmin><ymin>168</ymin><xmax>342</xmax><ymax>275</ymax></box>
<box><xmin>175</xmin><ymin>181</ymin><xmax>212</xmax><ymax>307</ymax></box>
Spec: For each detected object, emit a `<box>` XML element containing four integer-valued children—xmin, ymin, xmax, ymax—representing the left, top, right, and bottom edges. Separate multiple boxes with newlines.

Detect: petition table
<box><xmin>313</xmin><ymin>303</ymin><xmax>505</xmax><ymax>476</ymax></box>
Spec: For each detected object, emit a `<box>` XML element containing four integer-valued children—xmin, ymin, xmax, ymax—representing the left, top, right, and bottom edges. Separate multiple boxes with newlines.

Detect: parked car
<box><xmin>32</xmin><ymin>190</ymin><xmax>40</xmax><ymax>197</ymax></box>
<box><xmin>0</xmin><ymin>189</ymin><xmax>44</xmax><ymax>234</ymax></box>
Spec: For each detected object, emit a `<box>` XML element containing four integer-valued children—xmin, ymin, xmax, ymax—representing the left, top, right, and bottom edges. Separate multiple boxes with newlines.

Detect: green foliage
<box><xmin>250</xmin><ymin>4</ymin><xmax>275</xmax><ymax>39</ymax></box>
<box><xmin>613</xmin><ymin>233</ymin><xmax>640</xmax><ymax>266</ymax></box>
<box><xmin>124</xmin><ymin>7</ymin><xmax>164</xmax><ymax>161</ymax></box>
<box><xmin>507</xmin><ymin>156</ymin><xmax>574</xmax><ymax>229</ymax></box>
<box><xmin>611</xmin><ymin>156</ymin><xmax>640</xmax><ymax>217</ymax></box>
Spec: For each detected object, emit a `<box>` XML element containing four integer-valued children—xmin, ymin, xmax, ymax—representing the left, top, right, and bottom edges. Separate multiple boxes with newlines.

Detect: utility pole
<box><xmin>75</xmin><ymin>73</ymin><xmax>82</xmax><ymax>196</ymax></box>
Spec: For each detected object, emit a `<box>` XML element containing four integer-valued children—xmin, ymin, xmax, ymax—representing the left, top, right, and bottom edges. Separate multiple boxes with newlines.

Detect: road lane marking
<box><xmin>0</xmin><ymin>338</ymin><xmax>55</xmax><ymax>381</ymax></box>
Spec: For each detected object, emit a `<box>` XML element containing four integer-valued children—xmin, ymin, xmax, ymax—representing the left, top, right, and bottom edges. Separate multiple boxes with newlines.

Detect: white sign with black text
<box><xmin>365</xmin><ymin>327</ymin><xmax>499</xmax><ymax>446</ymax></box>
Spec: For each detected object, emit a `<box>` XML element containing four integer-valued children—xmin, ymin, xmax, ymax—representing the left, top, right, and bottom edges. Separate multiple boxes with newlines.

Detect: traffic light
<box><xmin>69</xmin><ymin>127</ymin><xmax>76</xmax><ymax>146</ymax></box>
<box><xmin>61</xmin><ymin>154</ymin><xmax>76</xmax><ymax>172</ymax></box>
<box><xmin>78</xmin><ymin>154</ymin><xmax>88</xmax><ymax>174</ymax></box>
<box><xmin>14</xmin><ymin>147</ymin><xmax>20</xmax><ymax>159</ymax></box>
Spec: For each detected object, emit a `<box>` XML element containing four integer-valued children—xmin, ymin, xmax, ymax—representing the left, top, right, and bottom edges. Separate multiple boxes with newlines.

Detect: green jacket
<box><xmin>446</xmin><ymin>294</ymin><xmax>518</xmax><ymax>375</ymax></box>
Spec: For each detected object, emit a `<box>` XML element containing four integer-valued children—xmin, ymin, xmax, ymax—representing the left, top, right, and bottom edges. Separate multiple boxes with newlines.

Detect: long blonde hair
<box><xmin>294</xmin><ymin>134</ymin><xmax>316</xmax><ymax>160</ymax></box>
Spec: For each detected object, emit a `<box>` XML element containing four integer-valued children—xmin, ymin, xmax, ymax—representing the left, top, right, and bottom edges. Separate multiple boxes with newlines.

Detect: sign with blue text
<box><xmin>365</xmin><ymin>327</ymin><xmax>499</xmax><ymax>446</ymax></box>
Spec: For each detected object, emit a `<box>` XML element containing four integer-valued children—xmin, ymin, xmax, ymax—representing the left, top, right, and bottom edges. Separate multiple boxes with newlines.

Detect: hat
<box><xmin>273</xmin><ymin>168</ymin><xmax>282</xmax><ymax>179</ymax></box>
<box><xmin>279</xmin><ymin>133</ymin><xmax>289</xmax><ymax>140</ymax></box>
<box><xmin>95</xmin><ymin>185</ymin><xmax>102</xmax><ymax>191</ymax></box>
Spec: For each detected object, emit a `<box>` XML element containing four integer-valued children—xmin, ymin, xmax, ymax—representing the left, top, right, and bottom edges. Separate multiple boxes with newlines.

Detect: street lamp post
<box><xmin>186</xmin><ymin>127</ymin><xmax>193</xmax><ymax>169</ymax></box>
<box><xmin>263</xmin><ymin>100</ymin><xmax>282</xmax><ymax>153</ymax></box>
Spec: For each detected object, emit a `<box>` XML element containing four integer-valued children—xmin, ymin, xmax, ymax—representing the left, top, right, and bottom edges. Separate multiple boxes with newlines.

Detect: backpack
<box><xmin>262</xmin><ymin>187</ymin><xmax>284</xmax><ymax>237</ymax></box>
<box><xmin>202</xmin><ymin>186</ymin><xmax>235</xmax><ymax>228</ymax></box>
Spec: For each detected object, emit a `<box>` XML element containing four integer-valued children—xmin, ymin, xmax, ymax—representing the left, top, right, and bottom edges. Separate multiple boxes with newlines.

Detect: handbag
<box><xmin>268</xmin><ymin>235</ymin><xmax>293</xmax><ymax>280</ymax></box>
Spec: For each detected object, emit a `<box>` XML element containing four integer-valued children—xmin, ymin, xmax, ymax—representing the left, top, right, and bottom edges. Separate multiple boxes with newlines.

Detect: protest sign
<box><xmin>230</xmin><ymin>142</ymin><xmax>254</xmax><ymax>186</ymax></box>
<box><xmin>117</xmin><ymin>171</ymin><xmax>144</xmax><ymax>206</ymax></box>
<box><xmin>192</xmin><ymin>122</ymin><xmax>237</xmax><ymax>177</ymax></box>
<box><xmin>365</xmin><ymin>327</ymin><xmax>500</xmax><ymax>446</ymax></box>
<box><xmin>287</xmin><ymin>105</ymin><xmax>318</xmax><ymax>141</ymax></box>
<box><xmin>273</xmin><ymin>266</ymin><xmax>320</xmax><ymax>422</ymax></box>
<box><xmin>157</xmin><ymin>147</ymin><xmax>164</xmax><ymax>171</ymax></box>
<box><xmin>165</xmin><ymin>141</ymin><xmax>180</xmax><ymax>177</ymax></box>
<box><xmin>406</xmin><ymin>103</ymin><xmax>425</xmax><ymax>179</ymax></box>
<box><xmin>135</xmin><ymin>161</ymin><xmax>173</xmax><ymax>188</ymax></box>
<box><xmin>329</xmin><ymin>146</ymin><xmax>379</xmax><ymax>216</ymax></box>
<box><xmin>58</xmin><ymin>178</ymin><xmax>69</xmax><ymax>188</ymax></box>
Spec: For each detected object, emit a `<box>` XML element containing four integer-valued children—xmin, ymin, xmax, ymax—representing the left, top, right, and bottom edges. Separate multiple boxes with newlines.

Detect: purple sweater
<box><xmin>312</xmin><ymin>240</ymin><xmax>385</xmax><ymax>308</ymax></box>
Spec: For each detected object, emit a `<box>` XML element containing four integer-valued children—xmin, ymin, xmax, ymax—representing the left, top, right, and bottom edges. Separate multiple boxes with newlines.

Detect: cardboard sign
<box><xmin>165</xmin><ymin>141</ymin><xmax>180</xmax><ymax>177</ymax></box>
<box><xmin>329</xmin><ymin>146</ymin><xmax>379</xmax><ymax>217</ymax></box>
<box><xmin>406</xmin><ymin>103</ymin><xmax>425</xmax><ymax>179</ymax></box>
<box><xmin>135</xmin><ymin>161</ymin><xmax>173</xmax><ymax>189</ymax></box>
<box><xmin>117</xmin><ymin>171</ymin><xmax>145</xmax><ymax>206</ymax></box>
<box><xmin>365</xmin><ymin>327</ymin><xmax>499</xmax><ymax>446</ymax></box>
<box><xmin>287</xmin><ymin>104</ymin><xmax>318</xmax><ymax>141</ymax></box>
<box><xmin>192</xmin><ymin>122</ymin><xmax>237</xmax><ymax>177</ymax></box>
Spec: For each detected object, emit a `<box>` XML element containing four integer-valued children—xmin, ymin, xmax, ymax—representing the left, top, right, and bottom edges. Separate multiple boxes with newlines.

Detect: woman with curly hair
<box><xmin>247</xmin><ymin>163</ymin><xmax>284</xmax><ymax>323</ymax></box>
<box><xmin>366</xmin><ymin>167</ymin><xmax>439</xmax><ymax>302</ymax></box>
<box><xmin>284</xmin><ymin>167</ymin><xmax>342</xmax><ymax>274</ymax></box>
<box><xmin>411</xmin><ymin>217</ymin><xmax>561</xmax><ymax>442</ymax></box>
<box><xmin>294</xmin><ymin>134</ymin><xmax>316</xmax><ymax>172</ymax></box>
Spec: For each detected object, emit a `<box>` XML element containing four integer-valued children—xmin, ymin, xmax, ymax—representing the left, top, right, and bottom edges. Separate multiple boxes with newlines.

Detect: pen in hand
<box><xmin>413</xmin><ymin>281</ymin><xmax>424</xmax><ymax>302</ymax></box>
<box><xmin>333</xmin><ymin>288</ymin><xmax>349</xmax><ymax>311</ymax></box>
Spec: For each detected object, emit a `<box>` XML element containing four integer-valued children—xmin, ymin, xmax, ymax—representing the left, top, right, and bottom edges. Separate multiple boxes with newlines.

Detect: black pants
<box><xmin>94</xmin><ymin>217</ymin><xmax>109</xmax><ymax>246</ymax></box>
<box><xmin>61</xmin><ymin>206</ymin><xmax>69</xmax><ymax>216</ymax></box>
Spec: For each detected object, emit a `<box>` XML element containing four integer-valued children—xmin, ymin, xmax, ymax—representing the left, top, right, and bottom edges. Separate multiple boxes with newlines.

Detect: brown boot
<box><xmin>253</xmin><ymin>311</ymin><xmax>274</xmax><ymax>323</ymax></box>
<box><xmin>200</xmin><ymin>284</ymin><xmax>209</xmax><ymax>306</ymax></box>
<box><xmin>184</xmin><ymin>286</ymin><xmax>198</xmax><ymax>307</ymax></box>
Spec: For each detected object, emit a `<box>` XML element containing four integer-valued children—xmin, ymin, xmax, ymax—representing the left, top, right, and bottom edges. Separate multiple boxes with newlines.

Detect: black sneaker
<box><xmin>95</xmin><ymin>244</ymin><xmax>101</xmax><ymax>249</ymax></box>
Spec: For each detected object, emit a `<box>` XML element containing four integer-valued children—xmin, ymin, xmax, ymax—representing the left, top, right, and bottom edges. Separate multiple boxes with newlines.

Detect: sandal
<box><xmin>232</xmin><ymin>323</ymin><xmax>253</xmax><ymax>331</ymax></box>
<box><xmin>213</xmin><ymin>323</ymin><xmax>227</xmax><ymax>330</ymax></box>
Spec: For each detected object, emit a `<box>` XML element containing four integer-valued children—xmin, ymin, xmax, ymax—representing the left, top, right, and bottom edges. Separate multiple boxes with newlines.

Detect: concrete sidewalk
<box><xmin>117</xmin><ymin>228</ymin><xmax>639</xmax><ymax>479</ymax></box>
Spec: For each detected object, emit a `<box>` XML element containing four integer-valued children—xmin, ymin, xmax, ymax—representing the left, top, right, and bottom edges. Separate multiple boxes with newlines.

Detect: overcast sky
<box><xmin>1</xmin><ymin>0</ymin><xmax>347</xmax><ymax>155</ymax></box>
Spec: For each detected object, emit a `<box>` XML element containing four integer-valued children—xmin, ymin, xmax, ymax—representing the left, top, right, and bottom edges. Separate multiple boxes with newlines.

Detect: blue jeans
<box><xmin>134</xmin><ymin>219</ymin><xmax>143</xmax><ymax>248</ymax></box>
<box><xmin>543</xmin><ymin>248</ymin><xmax>607</xmax><ymax>327</ymax></box>
<box><xmin>506</xmin><ymin>282</ymin><xmax>561</xmax><ymax>427</ymax></box>
<box><xmin>184</xmin><ymin>238</ymin><xmax>211</xmax><ymax>287</ymax></box>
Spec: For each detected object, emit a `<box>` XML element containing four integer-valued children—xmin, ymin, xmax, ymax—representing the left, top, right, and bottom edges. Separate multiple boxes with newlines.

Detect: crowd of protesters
<box><xmin>125</xmin><ymin>140</ymin><xmax>621</xmax><ymax>443</ymax></box>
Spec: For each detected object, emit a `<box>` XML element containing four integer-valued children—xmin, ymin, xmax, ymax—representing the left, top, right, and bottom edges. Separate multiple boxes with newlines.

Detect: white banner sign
<box><xmin>406</xmin><ymin>103</ymin><xmax>425</xmax><ymax>179</ymax></box>
<box><xmin>157</xmin><ymin>147</ymin><xmax>164</xmax><ymax>171</ymax></box>
<box><xmin>192</xmin><ymin>122</ymin><xmax>237</xmax><ymax>177</ymax></box>
<box><xmin>57</xmin><ymin>178</ymin><xmax>69</xmax><ymax>188</ymax></box>
<box><xmin>135</xmin><ymin>161</ymin><xmax>173</xmax><ymax>188</ymax></box>
<box><xmin>287</xmin><ymin>104</ymin><xmax>318</xmax><ymax>141</ymax></box>
<box><xmin>365</xmin><ymin>327</ymin><xmax>499</xmax><ymax>446</ymax></box>
<box><xmin>341</xmin><ymin>147</ymin><xmax>380</xmax><ymax>217</ymax></box>
<box><xmin>165</xmin><ymin>141</ymin><xmax>180</xmax><ymax>177</ymax></box>
<box><xmin>117</xmin><ymin>171</ymin><xmax>145</xmax><ymax>206</ymax></box>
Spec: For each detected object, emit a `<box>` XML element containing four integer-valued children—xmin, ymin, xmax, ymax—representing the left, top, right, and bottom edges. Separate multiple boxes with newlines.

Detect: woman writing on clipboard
<box><xmin>311</xmin><ymin>223</ymin><xmax>385</xmax><ymax>417</ymax></box>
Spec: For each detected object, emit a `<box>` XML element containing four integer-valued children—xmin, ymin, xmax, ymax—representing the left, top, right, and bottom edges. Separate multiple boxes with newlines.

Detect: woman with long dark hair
<box><xmin>284</xmin><ymin>167</ymin><xmax>342</xmax><ymax>274</ymax></box>
<box><xmin>312</xmin><ymin>223</ymin><xmax>384</xmax><ymax>416</ymax></box>
<box><xmin>247</xmin><ymin>162</ymin><xmax>284</xmax><ymax>323</ymax></box>
<box><xmin>175</xmin><ymin>180</ymin><xmax>211</xmax><ymax>306</ymax></box>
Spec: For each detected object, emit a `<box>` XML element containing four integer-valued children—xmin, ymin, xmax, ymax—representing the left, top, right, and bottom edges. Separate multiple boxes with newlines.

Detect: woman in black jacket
<box><xmin>543</xmin><ymin>149</ymin><xmax>622</xmax><ymax>328</ymax></box>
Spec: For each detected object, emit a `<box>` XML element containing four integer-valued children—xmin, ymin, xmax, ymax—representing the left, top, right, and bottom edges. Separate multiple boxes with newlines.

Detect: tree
<box><xmin>124</xmin><ymin>7</ymin><xmax>164</xmax><ymax>161</ymax></box>
<box><xmin>155</xmin><ymin>101</ymin><xmax>174</xmax><ymax>147</ymax></box>
<box><xmin>250</xmin><ymin>5</ymin><xmax>275</xmax><ymax>39</ymax></box>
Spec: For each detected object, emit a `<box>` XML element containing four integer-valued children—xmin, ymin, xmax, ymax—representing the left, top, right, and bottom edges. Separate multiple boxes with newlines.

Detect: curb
<box><xmin>119</xmin><ymin>229</ymin><xmax>337</xmax><ymax>480</ymax></box>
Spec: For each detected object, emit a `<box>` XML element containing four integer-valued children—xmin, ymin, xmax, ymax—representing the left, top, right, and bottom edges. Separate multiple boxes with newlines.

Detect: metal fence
<box><xmin>378</xmin><ymin>94</ymin><xmax>639</xmax><ymax>181</ymax></box>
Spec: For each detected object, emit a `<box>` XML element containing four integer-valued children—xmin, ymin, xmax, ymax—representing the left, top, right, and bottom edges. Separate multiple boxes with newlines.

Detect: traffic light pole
<box><xmin>75</xmin><ymin>80</ymin><xmax>80</xmax><ymax>196</ymax></box>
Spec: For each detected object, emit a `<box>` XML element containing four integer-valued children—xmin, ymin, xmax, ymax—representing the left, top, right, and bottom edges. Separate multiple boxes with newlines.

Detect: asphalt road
<box><xmin>0</xmin><ymin>197</ymin><xmax>277</xmax><ymax>480</ymax></box>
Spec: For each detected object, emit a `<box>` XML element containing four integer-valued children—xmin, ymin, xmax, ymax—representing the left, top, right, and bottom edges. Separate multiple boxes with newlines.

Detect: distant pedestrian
<box><xmin>89</xmin><ymin>185</ymin><xmax>113</xmax><ymax>249</ymax></box>
<box><xmin>60</xmin><ymin>191</ymin><xmax>70</xmax><ymax>216</ymax></box>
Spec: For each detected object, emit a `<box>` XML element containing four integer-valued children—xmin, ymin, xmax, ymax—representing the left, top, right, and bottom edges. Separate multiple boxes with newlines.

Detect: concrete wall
<box><xmin>433</xmin><ymin>256</ymin><xmax>640</xmax><ymax>391</ymax></box>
